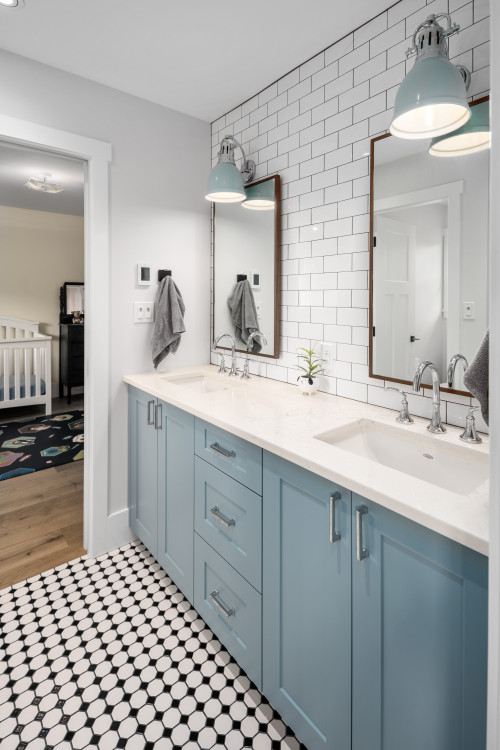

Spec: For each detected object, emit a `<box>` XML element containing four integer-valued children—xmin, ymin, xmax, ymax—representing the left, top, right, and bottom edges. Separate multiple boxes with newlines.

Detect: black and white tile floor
<box><xmin>0</xmin><ymin>541</ymin><xmax>306</xmax><ymax>750</ymax></box>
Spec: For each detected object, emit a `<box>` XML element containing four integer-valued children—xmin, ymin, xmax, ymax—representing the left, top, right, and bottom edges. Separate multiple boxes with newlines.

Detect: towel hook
<box><xmin>236</xmin><ymin>274</ymin><xmax>247</xmax><ymax>282</ymax></box>
<box><xmin>158</xmin><ymin>270</ymin><xmax>172</xmax><ymax>282</ymax></box>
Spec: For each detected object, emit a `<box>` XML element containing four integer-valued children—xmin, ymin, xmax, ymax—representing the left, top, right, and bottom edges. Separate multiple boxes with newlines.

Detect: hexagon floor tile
<box><xmin>0</xmin><ymin>541</ymin><xmax>306</xmax><ymax>750</ymax></box>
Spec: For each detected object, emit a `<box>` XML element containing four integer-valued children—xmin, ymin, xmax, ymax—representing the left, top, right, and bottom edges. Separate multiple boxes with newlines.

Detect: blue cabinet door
<box><xmin>157</xmin><ymin>402</ymin><xmax>195</xmax><ymax>604</ymax></box>
<box><xmin>128</xmin><ymin>385</ymin><xmax>158</xmax><ymax>557</ymax></box>
<box><xmin>263</xmin><ymin>452</ymin><xmax>352</xmax><ymax>750</ymax></box>
<box><xmin>352</xmin><ymin>495</ymin><xmax>488</xmax><ymax>750</ymax></box>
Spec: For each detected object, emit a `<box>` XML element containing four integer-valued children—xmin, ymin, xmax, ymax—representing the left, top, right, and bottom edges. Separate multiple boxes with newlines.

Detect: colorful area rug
<box><xmin>0</xmin><ymin>410</ymin><xmax>84</xmax><ymax>481</ymax></box>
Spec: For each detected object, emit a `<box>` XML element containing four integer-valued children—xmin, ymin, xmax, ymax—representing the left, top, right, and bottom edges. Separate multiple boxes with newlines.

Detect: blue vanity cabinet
<box><xmin>157</xmin><ymin>403</ymin><xmax>195</xmax><ymax>604</ymax></box>
<box><xmin>128</xmin><ymin>386</ymin><xmax>195</xmax><ymax>602</ymax></box>
<box><xmin>128</xmin><ymin>385</ymin><xmax>159</xmax><ymax>557</ymax></box>
<box><xmin>262</xmin><ymin>452</ymin><xmax>352</xmax><ymax>750</ymax></box>
<box><xmin>351</xmin><ymin>495</ymin><xmax>488</xmax><ymax>750</ymax></box>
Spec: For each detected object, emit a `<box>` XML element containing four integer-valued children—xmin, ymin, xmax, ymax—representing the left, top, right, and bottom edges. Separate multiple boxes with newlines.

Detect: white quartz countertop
<box><xmin>124</xmin><ymin>365</ymin><xmax>489</xmax><ymax>556</ymax></box>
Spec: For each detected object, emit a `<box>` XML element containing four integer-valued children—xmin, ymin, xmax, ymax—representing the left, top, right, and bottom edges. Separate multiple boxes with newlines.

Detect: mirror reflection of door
<box><xmin>373</xmin><ymin>215</ymin><xmax>415</xmax><ymax>380</ymax></box>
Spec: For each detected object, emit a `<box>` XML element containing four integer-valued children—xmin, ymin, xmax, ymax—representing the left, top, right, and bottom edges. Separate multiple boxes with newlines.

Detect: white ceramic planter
<box><xmin>297</xmin><ymin>377</ymin><xmax>320</xmax><ymax>395</ymax></box>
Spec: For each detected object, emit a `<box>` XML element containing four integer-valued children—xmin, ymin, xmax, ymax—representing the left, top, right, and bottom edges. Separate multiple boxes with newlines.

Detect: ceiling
<box><xmin>0</xmin><ymin>143</ymin><xmax>84</xmax><ymax>215</ymax></box>
<box><xmin>0</xmin><ymin>0</ymin><xmax>392</xmax><ymax>123</ymax></box>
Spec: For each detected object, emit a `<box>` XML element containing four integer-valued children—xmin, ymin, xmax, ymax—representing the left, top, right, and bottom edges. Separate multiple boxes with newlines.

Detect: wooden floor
<box><xmin>0</xmin><ymin>454</ymin><xmax>85</xmax><ymax>591</ymax></box>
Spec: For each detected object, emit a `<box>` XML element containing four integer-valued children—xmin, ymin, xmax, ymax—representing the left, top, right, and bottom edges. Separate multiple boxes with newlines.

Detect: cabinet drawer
<box><xmin>195</xmin><ymin>457</ymin><xmax>262</xmax><ymax>591</ymax></box>
<box><xmin>194</xmin><ymin>533</ymin><xmax>262</xmax><ymax>689</ymax></box>
<box><xmin>195</xmin><ymin>419</ymin><xmax>262</xmax><ymax>495</ymax></box>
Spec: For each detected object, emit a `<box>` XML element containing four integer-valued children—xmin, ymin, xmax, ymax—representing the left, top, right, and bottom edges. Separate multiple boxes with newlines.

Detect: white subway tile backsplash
<box><xmin>325</xmin><ymin>181</ymin><xmax>353</xmax><ymax>204</ymax></box>
<box><xmin>288</xmin><ymin>78</ymin><xmax>312</xmax><ymax>104</ymax></box>
<box><xmin>300</xmin><ymin>88</ymin><xmax>326</xmax><ymax>114</ymax></box>
<box><xmin>300</xmin><ymin>52</ymin><xmax>325</xmax><ymax>81</ymax></box>
<box><xmin>212</xmin><ymin>0</ymin><xmax>489</xmax><ymax>416</ymax></box>
<box><xmin>324</xmin><ymin>254</ymin><xmax>352</xmax><ymax>273</ymax></box>
<box><xmin>324</xmin><ymin>109</ymin><xmax>353</xmax><ymax>136</ymax></box>
<box><xmin>300</xmin><ymin>155</ymin><xmax>325</xmax><ymax>178</ymax></box>
<box><xmin>300</xmin><ymin>122</ymin><xmax>326</xmax><ymax>146</ymax></box>
<box><xmin>338</xmin><ymin>120</ymin><xmax>369</xmax><ymax>147</ymax></box>
<box><xmin>311</xmin><ymin>97</ymin><xmax>340</xmax><ymax>126</ymax></box>
<box><xmin>325</xmin><ymin>70</ymin><xmax>354</xmax><ymax>100</ymax></box>
<box><xmin>311</xmin><ymin>272</ymin><xmax>338</xmax><ymax>290</ymax></box>
<box><xmin>300</xmin><ymin>190</ymin><xmax>325</xmax><ymax>210</ymax></box>
<box><xmin>289</xmin><ymin>111</ymin><xmax>312</xmax><ymax>135</ymax></box>
<box><xmin>312</xmin><ymin>202</ymin><xmax>338</xmax><ymax>223</ymax></box>
<box><xmin>278</xmin><ymin>101</ymin><xmax>301</xmax><ymax>125</ymax></box>
<box><xmin>324</xmin><ymin>217</ymin><xmax>353</xmax><ymax>238</ymax></box>
<box><xmin>324</xmin><ymin>290</ymin><xmax>352</xmax><ymax>307</ymax></box>
<box><xmin>325</xmin><ymin>34</ymin><xmax>354</xmax><ymax>66</ymax></box>
<box><xmin>354</xmin><ymin>12</ymin><xmax>387</xmax><ymax>47</ymax></box>
<box><xmin>324</xmin><ymin>324</ymin><xmax>351</xmax><ymax>343</ymax></box>
<box><xmin>339</xmin><ymin>43</ymin><xmax>370</xmax><ymax>75</ymax></box>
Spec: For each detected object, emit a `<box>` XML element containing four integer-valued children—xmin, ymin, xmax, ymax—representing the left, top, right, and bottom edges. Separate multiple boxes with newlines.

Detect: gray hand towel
<box><xmin>151</xmin><ymin>276</ymin><xmax>186</xmax><ymax>369</ymax></box>
<box><xmin>227</xmin><ymin>280</ymin><xmax>262</xmax><ymax>352</ymax></box>
<box><xmin>464</xmin><ymin>329</ymin><xmax>489</xmax><ymax>425</ymax></box>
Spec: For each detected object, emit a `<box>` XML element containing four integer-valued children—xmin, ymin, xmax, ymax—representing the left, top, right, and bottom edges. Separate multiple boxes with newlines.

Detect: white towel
<box><xmin>151</xmin><ymin>277</ymin><xmax>185</xmax><ymax>369</ymax></box>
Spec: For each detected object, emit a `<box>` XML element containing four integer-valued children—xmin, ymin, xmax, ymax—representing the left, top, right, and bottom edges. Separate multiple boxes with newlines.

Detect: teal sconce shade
<box><xmin>206</xmin><ymin>135</ymin><xmax>256</xmax><ymax>203</ymax></box>
<box><xmin>242</xmin><ymin>181</ymin><xmax>275</xmax><ymax>210</ymax></box>
<box><xmin>390</xmin><ymin>13</ymin><xmax>471</xmax><ymax>140</ymax></box>
<box><xmin>429</xmin><ymin>99</ymin><xmax>490</xmax><ymax>157</ymax></box>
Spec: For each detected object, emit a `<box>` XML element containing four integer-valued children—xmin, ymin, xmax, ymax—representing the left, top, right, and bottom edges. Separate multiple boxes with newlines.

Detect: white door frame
<box><xmin>0</xmin><ymin>114</ymin><xmax>112</xmax><ymax>558</ymax></box>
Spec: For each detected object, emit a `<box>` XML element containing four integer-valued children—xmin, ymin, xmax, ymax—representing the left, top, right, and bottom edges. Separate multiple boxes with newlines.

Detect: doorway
<box><xmin>0</xmin><ymin>143</ymin><xmax>86</xmax><ymax>588</ymax></box>
<box><xmin>0</xmin><ymin>114</ymin><xmax>112</xmax><ymax>565</ymax></box>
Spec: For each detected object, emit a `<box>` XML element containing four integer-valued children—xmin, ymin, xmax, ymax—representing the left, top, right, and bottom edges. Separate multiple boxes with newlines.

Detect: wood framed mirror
<box><xmin>369</xmin><ymin>97</ymin><xmax>489</xmax><ymax>396</ymax></box>
<box><xmin>212</xmin><ymin>174</ymin><xmax>281</xmax><ymax>358</ymax></box>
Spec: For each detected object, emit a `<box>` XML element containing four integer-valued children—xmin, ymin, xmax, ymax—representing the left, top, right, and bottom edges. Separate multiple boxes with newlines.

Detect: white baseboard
<box><xmin>105</xmin><ymin>508</ymin><xmax>137</xmax><ymax>554</ymax></box>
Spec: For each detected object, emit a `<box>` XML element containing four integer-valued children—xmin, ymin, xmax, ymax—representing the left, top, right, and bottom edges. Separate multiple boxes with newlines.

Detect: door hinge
<box><xmin>373</xmin><ymin>236</ymin><xmax>377</xmax><ymax>247</ymax></box>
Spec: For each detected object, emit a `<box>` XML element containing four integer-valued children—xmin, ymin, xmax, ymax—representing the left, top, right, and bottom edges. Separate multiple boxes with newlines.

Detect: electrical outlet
<box><xmin>463</xmin><ymin>302</ymin><xmax>475</xmax><ymax>320</ymax></box>
<box><xmin>319</xmin><ymin>342</ymin><xmax>335</xmax><ymax>371</ymax></box>
<box><xmin>134</xmin><ymin>302</ymin><xmax>154</xmax><ymax>323</ymax></box>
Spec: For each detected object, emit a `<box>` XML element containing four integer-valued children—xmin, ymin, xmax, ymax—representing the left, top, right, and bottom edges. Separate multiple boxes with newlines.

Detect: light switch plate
<box><xmin>463</xmin><ymin>302</ymin><xmax>476</xmax><ymax>320</ymax></box>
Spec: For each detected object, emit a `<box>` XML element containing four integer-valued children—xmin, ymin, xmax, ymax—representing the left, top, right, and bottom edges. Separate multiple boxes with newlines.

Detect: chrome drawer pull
<box><xmin>209</xmin><ymin>590</ymin><xmax>235</xmax><ymax>618</ymax></box>
<box><xmin>147</xmin><ymin>399</ymin><xmax>155</xmax><ymax>425</ymax></box>
<box><xmin>210</xmin><ymin>506</ymin><xmax>236</xmax><ymax>528</ymax></box>
<box><xmin>356</xmin><ymin>505</ymin><xmax>369</xmax><ymax>561</ymax></box>
<box><xmin>209</xmin><ymin>441</ymin><xmax>236</xmax><ymax>459</ymax></box>
<box><xmin>155</xmin><ymin>402</ymin><xmax>162</xmax><ymax>430</ymax></box>
<box><xmin>329</xmin><ymin>492</ymin><xmax>341</xmax><ymax>543</ymax></box>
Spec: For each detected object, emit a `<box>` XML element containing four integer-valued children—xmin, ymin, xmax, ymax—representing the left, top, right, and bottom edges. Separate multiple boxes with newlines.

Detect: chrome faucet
<box><xmin>242</xmin><ymin>332</ymin><xmax>268</xmax><ymax>379</ymax></box>
<box><xmin>213</xmin><ymin>333</ymin><xmax>238</xmax><ymax>376</ymax></box>
<box><xmin>447</xmin><ymin>353</ymin><xmax>468</xmax><ymax>388</ymax></box>
<box><xmin>413</xmin><ymin>361</ymin><xmax>446</xmax><ymax>433</ymax></box>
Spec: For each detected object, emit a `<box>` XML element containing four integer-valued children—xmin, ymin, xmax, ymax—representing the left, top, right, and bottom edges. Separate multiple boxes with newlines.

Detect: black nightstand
<box><xmin>59</xmin><ymin>324</ymin><xmax>84</xmax><ymax>404</ymax></box>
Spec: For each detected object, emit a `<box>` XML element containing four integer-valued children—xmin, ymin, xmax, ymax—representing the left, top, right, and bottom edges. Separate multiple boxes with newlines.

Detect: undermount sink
<box><xmin>162</xmin><ymin>372</ymin><xmax>238</xmax><ymax>394</ymax></box>
<box><xmin>314</xmin><ymin>419</ymin><xmax>488</xmax><ymax>496</ymax></box>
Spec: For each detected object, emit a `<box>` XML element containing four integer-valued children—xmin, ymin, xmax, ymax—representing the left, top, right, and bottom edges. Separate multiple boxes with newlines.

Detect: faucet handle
<box><xmin>385</xmin><ymin>386</ymin><xmax>414</xmax><ymax>424</ymax></box>
<box><xmin>459</xmin><ymin>406</ymin><xmax>482</xmax><ymax>444</ymax></box>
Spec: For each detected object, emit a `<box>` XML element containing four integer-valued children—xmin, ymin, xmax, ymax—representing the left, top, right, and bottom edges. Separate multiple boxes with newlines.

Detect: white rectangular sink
<box><xmin>315</xmin><ymin>419</ymin><xmax>488</xmax><ymax>496</ymax></box>
<box><xmin>161</xmin><ymin>372</ymin><xmax>238</xmax><ymax>394</ymax></box>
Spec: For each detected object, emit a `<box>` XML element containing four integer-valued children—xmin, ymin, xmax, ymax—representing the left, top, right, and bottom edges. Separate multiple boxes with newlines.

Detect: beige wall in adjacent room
<box><xmin>0</xmin><ymin>205</ymin><xmax>84</xmax><ymax>381</ymax></box>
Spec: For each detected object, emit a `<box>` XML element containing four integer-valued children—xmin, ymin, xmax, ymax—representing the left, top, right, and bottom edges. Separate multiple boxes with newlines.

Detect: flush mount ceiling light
<box><xmin>390</xmin><ymin>13</ymin><xmax>471</xmax><ymax>140</ymax></box>
<box><xmin>429</xmin><ymin>99</ymin><xmax>491</xmax><ymax>157</ymax></box>
<box><xmin>25</xmin><ymin>174</ymin><xmax>65</xmax><ymax>194</ymax></box>
<box><xmin>241</xmin><ymin>181</ymin><xmax>275</xmax><ymax>211</ymax></box>
<box><xmin>206</xmin><ymin>135</ymin><xmax>256</xmax><ymax>203</ymax></box>
<box><xmin>0</xmin><ymin>0</ymin><xmax>24</xmax><ymax>8</ymax></box>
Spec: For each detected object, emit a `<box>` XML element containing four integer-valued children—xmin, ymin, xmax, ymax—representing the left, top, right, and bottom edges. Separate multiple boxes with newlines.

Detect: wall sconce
<box><xmin>241</xmin><ymin>181</ymin><xmax>275</xmax><ymax>211</ymax></box>
<box><xmin>429</xmin><ymin>99</ymin><xmax>491</xmax><ymax>157</ymax></box>
<box><xmin>206</xmin><ymin>135</ymin><xmax>256</xmax><ymax>203</ymax></box>
<box><xmin>390</xmin><ymin>14</ymin><xmax>471</xmax><ymax>140</ymax></box>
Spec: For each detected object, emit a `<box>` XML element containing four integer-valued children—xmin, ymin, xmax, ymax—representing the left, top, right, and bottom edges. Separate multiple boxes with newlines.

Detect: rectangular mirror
<box><xmin>369</xmin><ymin>98</ymin><xmax>489</xmax><ymax>395</ymax></box>
<box><xmin>59</xmin><ymin>282</ymin><xmax>84</xmax><ymax>323</ymax></box>
<box><xmin>212</xmin><ymin>175</ymin><xmax>280</xmax><ymax>358</ymax></box>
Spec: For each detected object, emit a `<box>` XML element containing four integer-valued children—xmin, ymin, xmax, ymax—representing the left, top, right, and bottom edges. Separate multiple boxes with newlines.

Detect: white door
<box><xmin>373</xmin><ymin>215</ymin><xmax>416</xmax><ymax>380</ymax></box>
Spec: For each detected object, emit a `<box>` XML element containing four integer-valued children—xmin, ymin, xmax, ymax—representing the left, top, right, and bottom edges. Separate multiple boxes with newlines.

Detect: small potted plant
<box><xmin>297</xmin><ymin>346</ymin><xmax>325</xmax><ymax>395</ymax></box>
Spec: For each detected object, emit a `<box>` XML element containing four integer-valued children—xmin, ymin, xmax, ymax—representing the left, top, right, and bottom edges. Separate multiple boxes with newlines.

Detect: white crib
<box><xmin>0</xmin><ymin>316</ymin><xmax>52</xmax><ymax>415</ymax></box>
